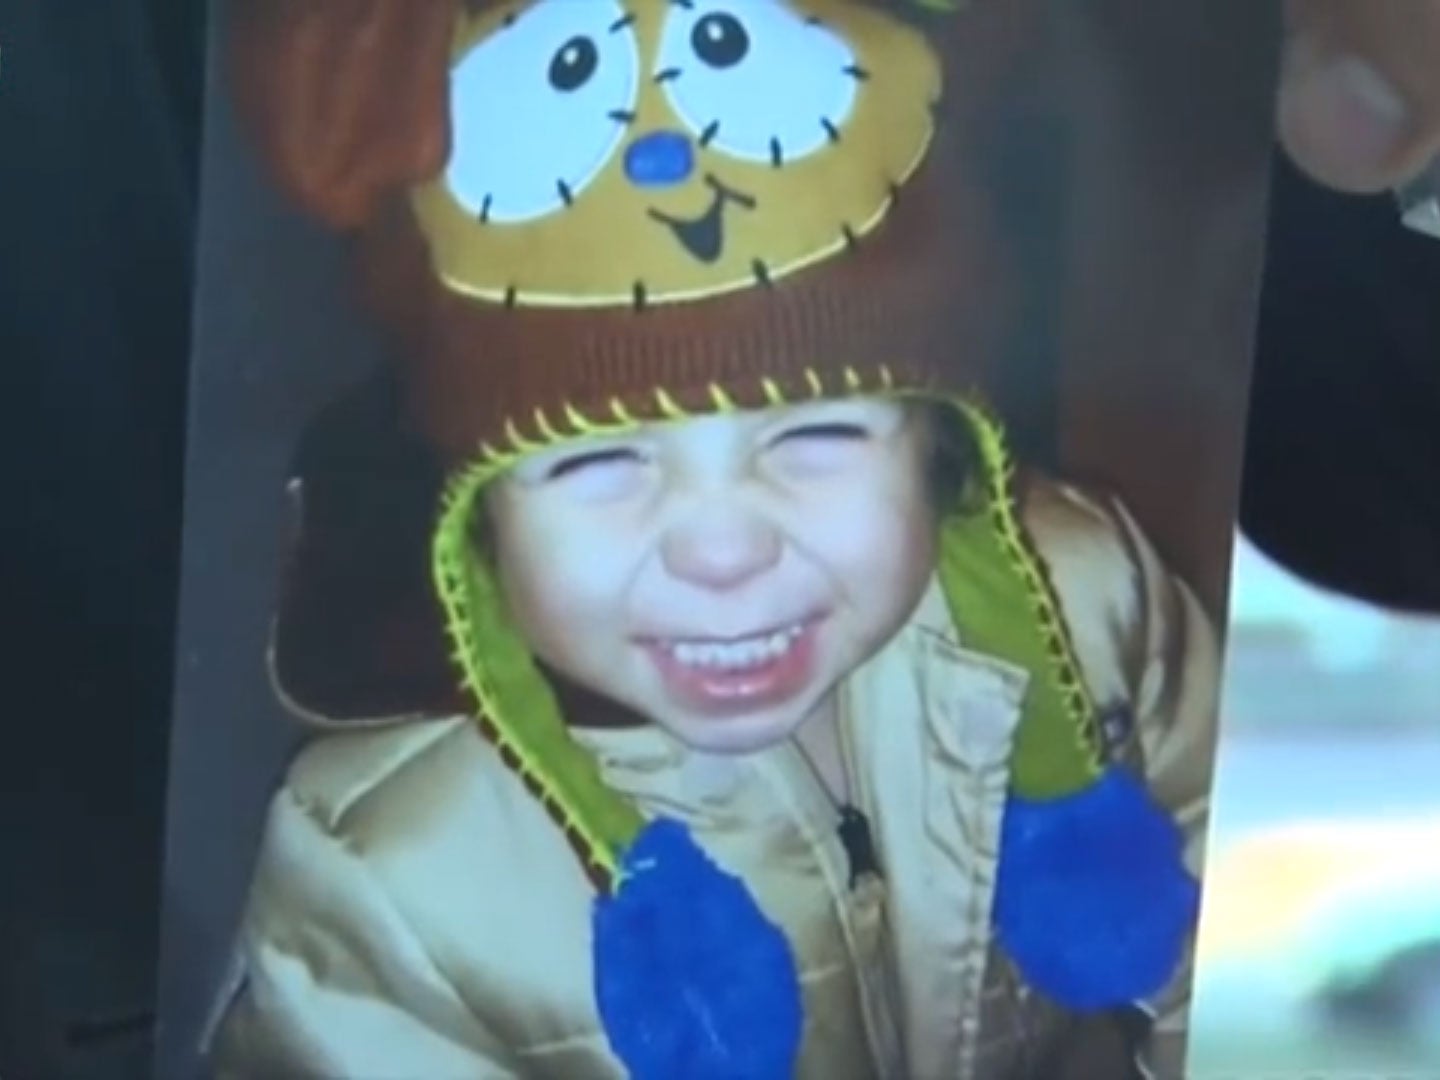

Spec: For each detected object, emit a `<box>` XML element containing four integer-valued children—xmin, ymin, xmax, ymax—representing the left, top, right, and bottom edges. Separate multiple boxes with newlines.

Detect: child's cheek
<box><xmin>500</xmin><ymin>520</ymin><xmax>646</xmax><ymax>675</ymax></box>
<box><xmin>784</xmin><ymin>467</ymin><xmax>936</xmax><ymax>573</ymax></box>
<box><xmin>491</xmin><ymin>491</ymin><xmax>640</xmax><ymax>633</ymax></box>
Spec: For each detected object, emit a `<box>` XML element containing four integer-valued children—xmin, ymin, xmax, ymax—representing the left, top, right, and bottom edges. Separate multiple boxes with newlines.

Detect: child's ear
<box><xmin>229</xmin><ymin>0</ymin><xmax>461</xmax><ymax>232</ymax></box>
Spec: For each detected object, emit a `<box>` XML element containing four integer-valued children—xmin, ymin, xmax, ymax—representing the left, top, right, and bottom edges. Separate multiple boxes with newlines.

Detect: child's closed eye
<box><xmin>513</xmin><ymin>444</ymin><xmax>651</xmax><ymax>502</ymax></box>
<box><xmin>766</xmin><ymin>422</ymin><xmax>872</xmax><ymax>475</ymax></box>
<box><xmin>545</xmin><ymin>447</ymin><xmax>645</xmax><ymax>481</ymax></box>
<box><xmin>775</xmin><ymin>422</ymin><xmax>870</xmax><ymax>443</ymax></box>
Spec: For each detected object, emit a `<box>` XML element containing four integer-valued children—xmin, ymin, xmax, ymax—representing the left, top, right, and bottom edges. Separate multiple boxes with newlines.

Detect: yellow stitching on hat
<box><xmin>504</xmin><ymin>417</ymin><xmax>543</xmax><ymax>456</ymax></box>
<box><xmin>608</xmin><ymin>397</ymin><xmax>637</xmax><ymax>426</ymax></box>
<box><xmin>654</xmin><ymin>387</ymin><xmax>688</xmax><ymax>421</ymax></box>
<box><xmin>561</xmin><ymin>402</ymin><xmax>605</xmax><ymax>436</ymax></box>
<box><xmin>708</xmin><ymin>383</ymin><xmax>737</xmax><ymax>413</ymax></box>
<box><xmin>534</xmin><ymin>408</ymin><xmax>563</xmax><ymax>443</ymax></box>
<box><xmin>485</xmin><ymin>363</ymin><xmax>909</xmax><ymax>467</ymax></box>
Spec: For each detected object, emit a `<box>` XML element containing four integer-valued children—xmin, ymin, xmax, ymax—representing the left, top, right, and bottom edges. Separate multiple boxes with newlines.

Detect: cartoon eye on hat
<box><xmin>411</xmin><ymin>0</ymin><xmax>943</xmax><ymax>308</ymax></box>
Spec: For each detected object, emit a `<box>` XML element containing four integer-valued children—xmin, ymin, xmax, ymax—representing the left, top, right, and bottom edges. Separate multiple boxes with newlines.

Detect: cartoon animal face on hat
<box><xmin>412</xmin><ymin>0</ymin><xmax>941</xmax><ymax>308</ymax></box>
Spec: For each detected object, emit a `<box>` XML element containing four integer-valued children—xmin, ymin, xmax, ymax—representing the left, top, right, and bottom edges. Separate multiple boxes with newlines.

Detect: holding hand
<box><xmin>1277</xmin><ymin>0</ymin><xmax>1440</xmax><ymax>195</ymax></box>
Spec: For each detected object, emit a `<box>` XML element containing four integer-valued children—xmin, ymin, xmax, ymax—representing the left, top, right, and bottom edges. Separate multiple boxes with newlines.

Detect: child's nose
<box><xmin>660</xmin><ymin>508</ymin><xmax>782</xmax><ymax>590</ymax></box>
<box><xmin>624</xmin><ymin>130</ymin><xmax>695</xmax><ymax>189</ymax></box>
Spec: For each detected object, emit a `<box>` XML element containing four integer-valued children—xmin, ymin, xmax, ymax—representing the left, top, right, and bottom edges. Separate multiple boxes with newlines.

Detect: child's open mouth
<box><xmin>643</xmin><ymin>619</ymin><xmax>820</xmax><ymax>713</ymax></box>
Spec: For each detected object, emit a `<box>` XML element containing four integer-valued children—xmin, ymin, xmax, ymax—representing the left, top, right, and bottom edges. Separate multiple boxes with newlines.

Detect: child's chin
<box><xmin>661</xmin><ymin>706</ymin><xmax>809</xmax><ymax>757</ymax></box>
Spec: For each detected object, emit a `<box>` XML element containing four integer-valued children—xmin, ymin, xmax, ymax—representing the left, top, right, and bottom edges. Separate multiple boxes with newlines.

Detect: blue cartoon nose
<box><xmin>624</xmin><ymin>130</ymin><xmax>695</xmax><ymax>188</ymax></box>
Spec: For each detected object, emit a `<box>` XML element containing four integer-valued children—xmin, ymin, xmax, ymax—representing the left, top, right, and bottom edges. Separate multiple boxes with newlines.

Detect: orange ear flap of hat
<box><xmin>228</xmin><ymin>0</ymin><xmax>459</xmax><ymax>231</ymax></box>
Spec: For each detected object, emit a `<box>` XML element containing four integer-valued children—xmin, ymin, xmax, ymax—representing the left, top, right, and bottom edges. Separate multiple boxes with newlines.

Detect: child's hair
<box><xmin>923</xmin><ymin>400</ymin><xmax>983</xmax><ymax>515</ymax></box>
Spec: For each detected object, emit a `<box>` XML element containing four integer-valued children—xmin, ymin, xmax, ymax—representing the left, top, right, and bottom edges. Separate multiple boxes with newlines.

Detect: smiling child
<box><xmin>485</xmin><ymin>398</ymin><xmax>939</xmax><ymax>763</ymax></box>
<box><xmin>209</xmin><ymin>1</ymin><xmax>1220</xmax><ymax>1077</ymax></box>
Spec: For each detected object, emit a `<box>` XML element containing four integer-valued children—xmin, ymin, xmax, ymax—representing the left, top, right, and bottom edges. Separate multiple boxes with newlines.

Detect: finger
<box><xmin>1277</xmin><ymin>0</ymin><xmax>1440</xmax><ymax>193</ymax></box>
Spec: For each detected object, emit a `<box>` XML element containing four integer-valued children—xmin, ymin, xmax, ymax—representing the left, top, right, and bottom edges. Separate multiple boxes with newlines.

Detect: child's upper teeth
<box><xmin>668</xmin><ymin>624</ymin><xmax>802</xmax><ymax>670</ymax></box>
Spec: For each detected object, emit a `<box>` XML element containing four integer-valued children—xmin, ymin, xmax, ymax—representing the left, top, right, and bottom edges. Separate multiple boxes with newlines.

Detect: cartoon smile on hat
<box><xmin>409</xmin><ymin>0</ymin><xmax>941</xmax><ymax>309</ymax></box>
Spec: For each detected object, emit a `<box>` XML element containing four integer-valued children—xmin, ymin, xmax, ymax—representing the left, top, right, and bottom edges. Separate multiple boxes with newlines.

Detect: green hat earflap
<box><xmin>941</xmin><ymin>399</ymin><xmax>1200</xmax><ymax>1012</ymax></box>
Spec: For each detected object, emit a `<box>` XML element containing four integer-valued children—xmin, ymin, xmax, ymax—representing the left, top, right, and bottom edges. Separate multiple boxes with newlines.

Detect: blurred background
<box><xmin>1189</xmin><ymin>534</ymin><xmax>1440</xmax><ymax>1079</ymax></box>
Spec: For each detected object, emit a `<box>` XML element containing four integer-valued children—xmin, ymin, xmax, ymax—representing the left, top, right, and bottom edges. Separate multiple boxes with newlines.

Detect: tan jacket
<box><xmin>209</xmin><ymin>476</ymin><xmax>1219</xmax><ymax>1079</ymax></box>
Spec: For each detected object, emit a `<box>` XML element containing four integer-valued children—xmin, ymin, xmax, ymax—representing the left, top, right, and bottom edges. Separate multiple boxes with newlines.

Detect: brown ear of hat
<box><xmin>228</xmin><ymin>0</ymin><xmax>459</xmax><ymax>232</ymax></box>
<box><xmin>268</xmin><ymin>368</ymin><xmax>467</xmax><ymax>724</ymax></box>
<box><xmin>226</xmin><ymin>0</ymin><xmax>1038</xmax><ymax>232</ymax></box>
<box><xmin>226</xmin><ymin>0</ymin><xmax>465</xmax><ymax>722</ymax></box>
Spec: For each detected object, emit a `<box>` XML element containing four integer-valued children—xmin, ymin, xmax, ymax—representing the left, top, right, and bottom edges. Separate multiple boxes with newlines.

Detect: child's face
<box><xmin>486</xmin><ymin>398</ymin><xmax>937</xmax><ymax>753</ymax></box>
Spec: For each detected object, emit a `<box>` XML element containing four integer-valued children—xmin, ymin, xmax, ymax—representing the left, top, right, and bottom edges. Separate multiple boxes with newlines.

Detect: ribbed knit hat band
<box><xmin>359</xmin><ymin>161</ymin><xmax>993</xmax><ymax>465</ymax></box>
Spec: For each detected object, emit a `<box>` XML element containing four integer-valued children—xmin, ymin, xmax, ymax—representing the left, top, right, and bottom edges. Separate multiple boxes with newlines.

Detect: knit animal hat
<box><xmin>232</xmin><ymin>1</ymin><xmax>1197</xmax><ymax>1075</ymax></box>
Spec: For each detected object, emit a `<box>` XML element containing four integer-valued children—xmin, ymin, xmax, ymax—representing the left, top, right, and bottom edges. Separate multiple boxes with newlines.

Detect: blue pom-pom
<box><xmin>994</xmin><ymin>767</ymin><xmax>1200</xmax><ymax>1011</ymax></box>
<box><xmin>593</xmin><ymin>818</ymin><xmax>804</xmax><ymax>1080</ymax></box>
